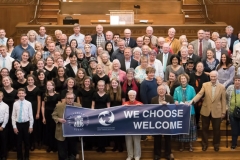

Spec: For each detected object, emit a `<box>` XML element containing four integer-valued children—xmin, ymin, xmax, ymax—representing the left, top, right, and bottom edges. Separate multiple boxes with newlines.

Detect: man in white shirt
<box><xmin>0</xmin><ymin>29</ymin><xmax>7</xmax><ymax>46</ymax></box>
<box><xmin>36</xmin><ymin>26</ymin><xmax>47</xmax><ymax>46</ymax></box>
<box><xmin>0</xmin><ymin>91</ymin><xmax>9</xmax><ymax>160</ymax></box>
<box><xmin>68</xmin><ymin>23</ymin><xmax>85</xmax><ymax>48</ymax></box>
<box><xmin>0</xmin><ymin>45</ymin><xmax>14</xmax><ymax>71</ymax></box>
<box><xmin>211</xmin><ymin>38</ymin><xmax>228</xmax><ymax>61</ymax></box>
<box><xmin>205</xmin><ymin>30</ymin><xmax>215</xmax><ymax>48</ymax></box>
<box><xmin>12</xmin><ymin>88</ymin><xmax>33</xmax><ymax>160</ymax></box>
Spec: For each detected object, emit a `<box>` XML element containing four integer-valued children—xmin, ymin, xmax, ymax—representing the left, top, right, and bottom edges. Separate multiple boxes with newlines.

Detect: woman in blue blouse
<box><xmin>173</xmin><ymin>73</ymin><xmax>197</xmax><ymax>152</ymax></box>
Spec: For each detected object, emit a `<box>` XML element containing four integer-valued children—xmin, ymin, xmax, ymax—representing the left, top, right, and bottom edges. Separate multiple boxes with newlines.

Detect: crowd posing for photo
<box><xmin>0</xmin><ymin>24</ymin><xmax>240</xmax><ymax>160</ymax></box>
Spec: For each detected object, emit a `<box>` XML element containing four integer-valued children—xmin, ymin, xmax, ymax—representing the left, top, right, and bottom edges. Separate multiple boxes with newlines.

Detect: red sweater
<box><xmin>123</xmin><ymin>100</ymin><xmax>143</xmax><ymax>105</ymax></box>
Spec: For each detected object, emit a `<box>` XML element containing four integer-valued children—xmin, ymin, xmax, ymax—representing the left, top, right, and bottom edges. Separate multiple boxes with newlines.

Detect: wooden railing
<box><xmin>197</xmin><ymin>0</ymin><xmax>215</xmax><ymax>24</ymax></box>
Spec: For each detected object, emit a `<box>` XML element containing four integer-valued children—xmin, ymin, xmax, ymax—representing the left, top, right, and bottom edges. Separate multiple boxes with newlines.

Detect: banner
<box><xmin>63</xmin><ymin>104</ymin><xmax>191</xmax><ymax>137</ymax></box>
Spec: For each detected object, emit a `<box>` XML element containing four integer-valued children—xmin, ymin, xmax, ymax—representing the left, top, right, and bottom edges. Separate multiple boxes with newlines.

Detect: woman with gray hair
<box><xmin>122</xmin><ymin>68</ymin><xmax>140</xmax><ymax>101</ymax></box>
<box><xmin>27</xmin><ymin>30</ymin><xmax>38</xmax><ymax>49</ymax></box>
<box><xmin>133</xmin><ymin>47</ymin><xmax>142</xmax><ymax>63</ymax></box>
<box><xmin>108</xmin><ymin>59</ymin><xmax>126</xmax><ymax>83</ymax></box>
<box><xmin>123</xmin><ymin>90</ymin><xmax>143</xmax><ymax>160</ymax></box>
<box><xmin>180</xmin><ymin>46</ymin><xmax>189</xmax><ymax>68</ymax></box>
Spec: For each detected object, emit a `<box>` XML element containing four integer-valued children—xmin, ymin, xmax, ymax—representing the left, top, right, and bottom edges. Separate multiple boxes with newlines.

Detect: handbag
<box><xmin>233</xmin><ymin>88</ymin><xmax>240</xmax><ymax>118</ymax></box>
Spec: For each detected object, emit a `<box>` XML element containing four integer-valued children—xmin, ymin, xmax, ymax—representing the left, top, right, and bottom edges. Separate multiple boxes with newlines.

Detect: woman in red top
<box><xmin>123</xmin><ymin>90</ymin><xmax>142</xmax><ymax>160</ymax></box>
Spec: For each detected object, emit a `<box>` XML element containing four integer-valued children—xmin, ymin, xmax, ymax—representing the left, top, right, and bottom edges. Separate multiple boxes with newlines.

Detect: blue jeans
<box><xmin>229</xmin><ymin>114</ymin><xmax>240</xmax><ymax>146</ymax></box>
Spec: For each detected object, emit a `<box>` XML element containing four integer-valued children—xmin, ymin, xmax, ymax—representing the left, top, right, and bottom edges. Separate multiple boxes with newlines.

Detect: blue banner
<box><xmin>63</xmin><ymin>104</ymin><xmax>191</xmax><ymax>137</ymax></box>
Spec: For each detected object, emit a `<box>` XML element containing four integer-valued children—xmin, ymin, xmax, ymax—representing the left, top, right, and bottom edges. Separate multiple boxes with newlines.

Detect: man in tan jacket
<box><xmin>52</xmin><ymin>92</ymin><xmax>81</xmax><ymax>160</ymax></box>
<box><xmin>191</xmin><ymin>70</ymin><xmax>226</xmax><ymax>152</ymax></box>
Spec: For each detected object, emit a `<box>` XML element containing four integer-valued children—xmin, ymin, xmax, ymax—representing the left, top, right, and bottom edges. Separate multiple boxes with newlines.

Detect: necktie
<box><xmin>163</xmin><ymin>54</ymin><xmax>167</xmax><ymax>72</ymax></box>
<box><xmin>18</xmin><ymin>101</ymin><xmax>23</xmax><ymax>122</ymax></box>
<box><xmin>199</xmin><ymin>40</ymin><xmax>202</xmax><ymax>58</ymax></box>
<box><xmin>2</xmin><ymin>58</ymin><xmax>5</xmax><ymax>68</ymax></box>
<box><xmin>126</xmin><ymin>38</ymin><xmax>129</xmax><ymax>46</ymax></box>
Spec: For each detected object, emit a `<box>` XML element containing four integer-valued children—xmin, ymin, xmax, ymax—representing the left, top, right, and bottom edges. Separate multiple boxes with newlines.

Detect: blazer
<box><xmin>211</xmin><ymin>48</ymin><xmax>229</xmax><ymax>59</ymax></box>
<box><xmin>156</xmin><ymin>53</ymin><xmax>172</xmax><ymax>66</ymax></box>
<box><xmin>65</xmin><ymin>63</ymin><xmax>81</xmax><ymax>78</ymax></box>
<box><xmin>91</xmin><ymin>34</ymin><xmax>106</xmax><ymax>47</ymax></box>
<box><xmin>190</xmin><ymin>39</ymin><xmax>212</xmax><ymax>60</ymax></box>
<box><xmin>188</xmin><ymin>54</ymin><xmax>201</xmax><ymax>66</ymax></box>
<box><xmin>119</xmin><ymin>58</ymin><xmax>139</xmax><ymax>72</ymax></box>
<box><xmin>192</xmin><ymin>82</ymin><xmax>226</xmax><ymax>118</ymax></box>
<box><xmin>173</xmin><ymin>85</ymin><xmax>196</xmax><ymax>115</ymax></box>
<box><xmin>123</xmin><ymin>37</ymin><xmax>137</xmax><ymax>48</ymax></box>
<box><xmin>151</xmin><ymin>94</ymin><xmax>174</xmax><ymax>104</ymax></box>
<box><xmin>52</xmin><ymin>102</ymin><xmax>81</xmax><ymax>141</ymax></box>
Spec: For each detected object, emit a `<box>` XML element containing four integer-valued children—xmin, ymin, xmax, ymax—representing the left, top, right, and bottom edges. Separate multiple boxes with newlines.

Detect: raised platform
<box><xmin>15</xmin><ymin>22</ymin><xmax>227</xmax><ymax>43</ymax></box>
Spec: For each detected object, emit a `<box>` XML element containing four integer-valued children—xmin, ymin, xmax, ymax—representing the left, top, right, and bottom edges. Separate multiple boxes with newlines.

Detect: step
<box><xmin>182</xmin><ymin>4</ymin><xmax>202</xmax><ymax>10</ymax></box>
<box><xmin>40</xmin><ymin>2</ymin><xmax>59</xmax><ymax>9</ymax></box>
<box><xmin>39</xmin><ymin>9</ymin><xmax>59</xmax><ymax>15</ymax></box>
<box><xmin>183</xmin><ymin>0</ymin><xmax>200</xmax><ymax>5</ymax></box>
<box><xmin>38</xmin><ymin>15</ymin><xmax>58</xmax><ymax>22</ymax></box>
<box><xmin>182</xmin><ymin>9</ymin><xmax>202</xmax><ymax>15</ymax></box>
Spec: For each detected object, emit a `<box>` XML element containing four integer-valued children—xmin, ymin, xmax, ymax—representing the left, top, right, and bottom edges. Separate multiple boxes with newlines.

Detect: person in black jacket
<box><xmin>65</xmin><ymin>53</ymin><xmax>80</xmax><ymax>78</ymax></box>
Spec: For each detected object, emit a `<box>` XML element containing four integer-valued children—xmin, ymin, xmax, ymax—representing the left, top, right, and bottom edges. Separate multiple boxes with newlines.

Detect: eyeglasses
<box><xmin>66</xmin><ymin>97</ymin><xmax>74</xmax><ymax>99</ymax></box>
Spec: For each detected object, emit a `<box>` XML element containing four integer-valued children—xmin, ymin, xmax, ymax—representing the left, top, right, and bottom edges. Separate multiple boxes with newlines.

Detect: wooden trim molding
<box><xmin>211</xmin><ymin>0</ymin><xmax>240</xmax><ymax>3</ymax></box>
<box><xmin>0</xmin><ymin>0</ymin><xmax>34</xmax><ymax>5</ymax></box>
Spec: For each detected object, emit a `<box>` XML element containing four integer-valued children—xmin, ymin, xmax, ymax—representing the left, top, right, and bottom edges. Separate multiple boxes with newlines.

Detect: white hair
<box><xmin>128</xmin><ymin>90</ymin><xmax>137</xmax><ymax>96</ymax></box>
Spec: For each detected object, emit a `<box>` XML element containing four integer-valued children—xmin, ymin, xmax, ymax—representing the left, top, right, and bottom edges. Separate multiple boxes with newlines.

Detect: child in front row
<box><xmin>12</xmin><ymin>88</ymin><xmax>34</xmax><ymax>160</ymax></box>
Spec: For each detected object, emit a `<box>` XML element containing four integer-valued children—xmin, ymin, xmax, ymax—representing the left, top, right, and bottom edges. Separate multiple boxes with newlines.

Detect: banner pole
<box><xmin>81</xmin><ymin>137</ymin><xmax>84</xmax><ymax>160</ymax></box>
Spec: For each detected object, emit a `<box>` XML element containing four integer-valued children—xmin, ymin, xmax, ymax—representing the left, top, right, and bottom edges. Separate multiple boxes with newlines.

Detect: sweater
<box><xmin>140</xmin><ymin>78</ymin><xmax>158</xmax><ymax>104</ymax></box>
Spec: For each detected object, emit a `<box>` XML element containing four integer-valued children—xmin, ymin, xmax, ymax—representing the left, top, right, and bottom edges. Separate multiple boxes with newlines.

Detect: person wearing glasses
<box><xmin>52</xmin><ymin>92</ymin><xmax>81</xmax><ymax>160</ymax></box>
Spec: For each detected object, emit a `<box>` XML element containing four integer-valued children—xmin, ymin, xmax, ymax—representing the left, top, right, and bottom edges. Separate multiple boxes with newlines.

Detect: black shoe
<box><xmin>202</xmin><ymin>145</ymin><xmax>208</xmax><ymax>151</ymax></box>
<box><xmin>30</xmin><ymin>145</ymin><xmax>35</xmax><ymax>151</ymax></box>
<box><xmin>101</xmin><ymin>147</ymin><xmax>106</xmax><ymax>153</ymax></box>
<box><xmin>46</xmin><ymin>147</ymin><xmax>51</xmax><ymax>153</ymax></box>
<box><xmin>2</xmin><ymin>157</ymin><xmax>6</xmax><ymax>160</ymax></box>
<box><xmin>111</xmin><ymin>147</ymin><xmax>117</xmax><ymax>152</ymax></box>
<box><xmin>154</xmin><ymin>155</ymin><xmax>160</xmax><ymax>160</ymax></box>
<box><xmin>96</xmin><ymin>147</ymin><xmax>101</xmax><ymax>152</ymax></box>
<box><xmin>231</xmin><ymin>145</ymin><xmax>237</xmax><ymax>149</ymax></box>
<box><xmin>165</xmin><ymin>153</ymin><xmax>174</xmax><ymax>160</ymax></box>
<box><xmin>214</xmin><ymin>147</ymin><xmax>219</xmax><ymax>152</ymax></box>
<box><xmin>118</xmin><ymin>147</ymin><xmax>123</xmax><ymax>152</ymax></box>
<box><xmin>25</xmin><ymin>157</ymin><xmax>30</xmax><ymax>160</ymax></box>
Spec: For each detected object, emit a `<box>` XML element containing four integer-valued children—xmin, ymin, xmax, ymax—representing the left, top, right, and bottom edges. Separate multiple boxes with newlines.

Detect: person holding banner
<box><xmin>123</xmin><ymin>90</ymin><xmax>143</xmax><ymax>160</ymax></box>
<box><xmin>52</xmin><ymin>92</ymin><xmax>81</xmax><ymax>160</ymax></box>
<box><xmin>122</xmin><ymin>68</ymin><xmax>140</xmax><ymax>102</ymax></box>
<box><xmin>151</xmin><ymin>85</ymin><xmax>174</xmax><ymax>160</ymax></box>
<box><xmin>91</xmin><ymin>80</ymin><xmax>110</xmax><ymax>153</ymax></box>
<box><xmin>173</xmin><ymin>73</ymin><xmax>197</xmax><ymax>152</ymax></box>
<box><xmin>191</xmin><ymin>70</ymin><xmax>226</xmax><ymax>152</ymax></box>
<box><xmin>109</xmin><ymin>78</ymin><xmax>125</xmax><ymax>152</ymax></box>
<box><xmin>140</xmin><ymin>67</ymin><xmax>158</xmax><ymax>104</ymax></box>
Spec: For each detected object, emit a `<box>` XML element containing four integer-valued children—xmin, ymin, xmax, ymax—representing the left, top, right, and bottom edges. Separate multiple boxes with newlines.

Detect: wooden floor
<box><xmin>7</xmin><ymin>121</ymin><xmax>240</xmax><ymax>160</ymax></box>
<box><xmin>7</xmin><ymin>148</ymin><xmax>240</xmax><ymax>160</ymax></box>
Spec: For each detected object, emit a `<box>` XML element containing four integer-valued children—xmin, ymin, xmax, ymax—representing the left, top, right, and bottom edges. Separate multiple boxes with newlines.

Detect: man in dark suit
<box><xmin>221</xmin><ymin>25</ymin><xmax>237</xmax><ymax>53</ymax></box>
<box><xmin>211</xmin><ymin>38</ymin><xmax>229</xmax><ymax>61</ymax></box>
<box><xmin>156</xmin><ymin>43</ymin><xmax>172</xmax><ymax>72</ymax></box>
<box><xmin>120</xmin><ymin>47</ymin><xmax>138</xmax><ymax>71</ymax></box>
<box><xmin>152</xmin><ymin>85</ymin><xmax>174</xmax><ymax>160</ymax></box>
<box><xmin>91</xmin><ymin>24</ymin><xmax>106</xmax><ymax>47</ymax></box>
<box><xmin>123</xmin><ymin>29</ymin><xmax>137</xmax><ymax>48</ymax></box>
<box><xmin>52</xmin><ymin>92</ymin><xmax>81</xmax><ymax>160</ymax></box>
<box><xmin>188</xmin><ymin>44</ymin><xmax>201</xmax><ymax>65</ymax></box>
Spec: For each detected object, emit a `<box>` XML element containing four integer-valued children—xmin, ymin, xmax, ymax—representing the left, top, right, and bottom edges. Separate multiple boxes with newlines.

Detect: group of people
<box><xmin>0</xmin><ymin>23</ymin><xmax>239</xmax><ymax>160</ymax></box>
